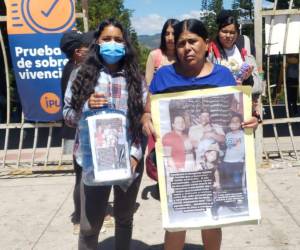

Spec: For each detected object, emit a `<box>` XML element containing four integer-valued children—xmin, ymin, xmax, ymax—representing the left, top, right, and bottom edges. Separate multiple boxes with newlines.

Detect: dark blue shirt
<box><xmin>149</xmin><ymin>63</ymin><xmax>236</xmax><ymax>94</ymax></box>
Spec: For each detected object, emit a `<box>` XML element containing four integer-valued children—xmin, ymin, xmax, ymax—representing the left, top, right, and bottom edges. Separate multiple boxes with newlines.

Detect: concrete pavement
<box><xmin>0</xmin><ymin>162</ymin><xmax>299</xmax><ymax>250</ymax></box>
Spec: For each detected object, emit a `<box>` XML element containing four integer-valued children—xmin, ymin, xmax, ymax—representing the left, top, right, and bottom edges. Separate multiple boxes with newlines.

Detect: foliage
<box><xmin>201</xmin><ymin>12</ymin><xmax>218</xmax><ymax>39</ymax></box>
<box><xmin>239</xmin><ymin>0</ymin><xmax>254</xmax><ymax>19</ymax></box>
<box><xmin>201</xmin><ymin>0</ymin><xmax>209</xmax><ymax>10</ymax></box>
<box><xmin>138</xmin><ymin>45</ymin><xmax>151</xmax><ymax>74</ymax></box>
<box><xmin>231</xmin><ymin>0</ymin><xmax>254</xmax><ymax>39</ymax></box>
<box><xmin>201</xmin><ymin>0</ymin><xmax>223</xmax><ymax>39</ymax></box>
<box><xmin>76</xmin><ymin>0</ymin><xmax>132</xmax><ymax>31</ymax></box>
<box><xmin>208</xmin><ymin>0</ymin><xmax>223</xmax><ymax>16</ymax></box>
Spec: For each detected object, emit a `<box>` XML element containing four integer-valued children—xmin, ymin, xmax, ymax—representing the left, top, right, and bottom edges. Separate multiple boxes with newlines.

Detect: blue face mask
<box><xmin>99</xmin><ymin>41</ymin><xmax>125</xmax><ymax>64</ymax></box>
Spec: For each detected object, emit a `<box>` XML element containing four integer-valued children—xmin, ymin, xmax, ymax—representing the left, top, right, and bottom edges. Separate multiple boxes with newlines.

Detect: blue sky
<box><xmin>123</xmin><ymin>0</ymin><xmax>273</xmax><ymax>35</ymax></box>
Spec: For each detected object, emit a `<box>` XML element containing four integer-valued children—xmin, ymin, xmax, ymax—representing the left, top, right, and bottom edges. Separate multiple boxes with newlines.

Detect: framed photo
<box><xmin>87</xmin><ymin>112</ymin><xmax>131</xmax><ymax>183</ymax></box>
<box><xmin>151</xmin><ymin>86</ymin><xmax>261</xmax><ymax>230</ymax></box>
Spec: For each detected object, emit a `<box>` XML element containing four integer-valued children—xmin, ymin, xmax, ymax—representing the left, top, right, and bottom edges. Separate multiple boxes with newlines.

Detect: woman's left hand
<box><xmin>241</xmin><ymin>116</ymin><xmax>259</xmax><ymax>129</ymax></box>
<box><xmin>130</xmin><ymin>157</ymin><xmax>139</xmax><ymax>172</ymax></box>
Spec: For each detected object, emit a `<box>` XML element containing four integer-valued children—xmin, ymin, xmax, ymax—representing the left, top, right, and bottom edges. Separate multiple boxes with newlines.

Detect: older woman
<box><xmin>141</xmin><ymin>18</ymin><xmax>259</xmax><ymax>250</ymax></box>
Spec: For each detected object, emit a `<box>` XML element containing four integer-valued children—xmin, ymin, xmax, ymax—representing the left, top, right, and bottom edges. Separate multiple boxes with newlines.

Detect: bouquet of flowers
<box><xmin>221</xmin><ymin>59</ymin><xmax>251</xmax><ymax>84</ymax></box>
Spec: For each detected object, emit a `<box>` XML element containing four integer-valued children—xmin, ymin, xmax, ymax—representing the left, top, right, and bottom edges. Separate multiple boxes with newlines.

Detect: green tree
<box><xmin>231</xmin><ymin>0</ymin><xmax>255</xmax><ymax>39</ymax></box>
<box><xmin>202</xmin><ymin>12</ymin><xmax>217</xmax><ymax>39</ymax></box>
<box><xmin>201</xmin><ymin>0</ymin><xmax>223</xmax><ymax>39</ymax></box>
<box><xmin>241</xmin><ymin>0</ymin><xmax>253</xmax><ymax>19</ymax></box>
<box><xmin>201</xmin><ymin>0</ymin><xmax>209</xmax><ymax>10</ymax></box>
<box><xmin>76</xmin><ymin>0</ymin><xmax>132</xmax><ymax>31</ymax></box>
<box><xmin>232</xmin><ymin>0</ymin><xmax>239</xmax><ymax>10</ymax></box>
<box><xmin>231</xmin><ymin>0</ymin><xmax>254</xmax><ymax>20</ymax></box>
<box><xmin>209</xmin><ymin>0</ymin><xmax>223</xmax><ymax>16</ymax></box>
<box><xmin>231</xmin><ymin>0</ymin><xmax>240</xmax><ymax>20</ymax></box>
<box><xmin>138</xmin><ymin>45</ymin><xmax>151</xmax><ymax>74</ymax></box>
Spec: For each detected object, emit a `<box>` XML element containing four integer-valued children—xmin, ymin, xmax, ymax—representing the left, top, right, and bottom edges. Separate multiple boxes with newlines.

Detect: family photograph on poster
<box><xmin>87</xmin><ymin>112</ymin><xmax>132</xmax><ymax>183</ymax></box>
<box><xmin>151</xmin><ymin>86</ymin><xmax>260</xmax><ymax>230</ymax></box>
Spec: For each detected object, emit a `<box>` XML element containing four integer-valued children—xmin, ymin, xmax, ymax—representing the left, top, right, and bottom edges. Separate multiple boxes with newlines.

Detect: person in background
<box><xmin>144</xmin><ymin>19</ymin><xmax>179</xmax><ymax>186</ymax></box>
<box><xmin>141</xmin><ymin>18</ymin><xmax>259</xmax><ymax>250</ymax></box>
<box><xmin>208</xmin><ymin>10</ymin><xmax>255</xmax><ymax>86</ymax></box>
<box><xmin>279</xmin><ymin>54</ymin><xmax>299</xmax><ymax>116</ymax></box>
<box><xmin>145</xmin><ymin>18</ymin><xmax>179</xmax><ymax>86</ymax></box>
<box><xmin>60</xmin><ymin>30</ymin><xmax>94</xmax><ymax>234</ymax></box>
<box><xmin>64</xmin><ymin>18</ymin><xmax>146</xmax><ymax>250</ymax></box>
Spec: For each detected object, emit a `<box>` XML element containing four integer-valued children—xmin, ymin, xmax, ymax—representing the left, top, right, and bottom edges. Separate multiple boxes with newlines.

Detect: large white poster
<box><xmin>151</xmin><ymin>86</ymin><xmax>261</xmax><ymax>230</ymax></box>
<box><xmin>265</xmin><ymin>15</ymin><xmax>300</xmax><ymax>55</ymax></box>
<box><xmin>87</xmin><ymin>112</ymin><xmax>132</xmax><ymax>183</ymax></box>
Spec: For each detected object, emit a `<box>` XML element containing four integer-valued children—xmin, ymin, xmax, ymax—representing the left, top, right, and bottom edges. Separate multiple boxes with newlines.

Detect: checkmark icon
<box><xmin>41</xmin><ymin>0</ymin><xmax>60</xmax><ymax>17</ymax></box>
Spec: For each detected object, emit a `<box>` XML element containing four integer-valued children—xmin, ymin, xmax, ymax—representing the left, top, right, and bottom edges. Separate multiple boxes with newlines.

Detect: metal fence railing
<box><xmin>1</xmin><ymin>1</ymin><xmax>300</xmax><ymax>173</ymax></box>
<box><xmin>261</xmin><ymin>0</ymin><xmax>300</xmax><ymax>164</ymax></box>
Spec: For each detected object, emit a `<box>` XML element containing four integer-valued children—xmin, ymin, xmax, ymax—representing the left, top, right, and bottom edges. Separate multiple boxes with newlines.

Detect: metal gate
<box><xmin>0</xmin><ymin>0</ymin><xmax>88</xmax><ymax>174</ymax></box>
<box><xmin>258</xmin><ymin>0</ymin><xmax>300</xmax><ymax>165</ymax></box>
<box><xmin>1</xmin><ymin>1</ymin><xmax>300</xmax><ymax>173</ymax></box>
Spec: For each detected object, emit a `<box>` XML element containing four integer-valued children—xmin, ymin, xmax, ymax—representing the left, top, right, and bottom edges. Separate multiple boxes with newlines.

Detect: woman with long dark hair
<box><xmin>64</xmin><ymin>18</ymin><xmax>146</xmax><ymax>250</ymax></box>
<box><xmin>145</xmin><ymin>18</ymin><xmax>179</xmax><ymax>86</ymax></box>
<box><xmin>144</xmin><ymin>18</ymin><xmax>179</xmax><ymax>184</ymax></box>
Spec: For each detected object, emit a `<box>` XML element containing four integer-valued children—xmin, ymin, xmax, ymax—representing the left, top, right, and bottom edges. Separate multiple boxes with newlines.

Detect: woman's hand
<box><xmin>130</xmin><ymin>156</ymin><xmax>139</xmax><ymax>172</ymax></box>
<box><xmin>241</xmin><ymin>116</ymin><xmax>259</xmax><ymax>129</ymax></box>
<box><xmin>141</xmin><ymin>112</ymin><xmax>157</xmax><ymax>138</ymax></box>
<box><xmin>88</xmin><ymin>92</ymin><xmax>108</xmax><ymax>109</ymax></box>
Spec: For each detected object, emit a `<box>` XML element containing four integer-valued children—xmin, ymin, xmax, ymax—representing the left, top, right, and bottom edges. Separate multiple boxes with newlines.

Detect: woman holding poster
<box><xmin>141</xmin><ymin>19</ymin><xmax>259</xmax><ymax>250</ymax></box>
<box><xmin>64</xmin><ymin>18</ymin><xmax>146</xmax><ymax>250</ymax></box>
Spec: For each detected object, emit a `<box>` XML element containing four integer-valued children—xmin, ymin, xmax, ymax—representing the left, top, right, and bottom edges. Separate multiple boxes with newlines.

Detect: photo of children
<box><xmin>212</xmin><ymin>112</ymin><xmax>249</xmax><ymax>220</ymax></box>
<box><xmin>188</xmin><ymin>110</ymin><xmax>225</xmax><ymax>169</ymax></box>
<box><xmin>158</xmin><ymin>91</ymin><xmax>250</xmax><ymax>224</ymax></box>
<box><xmin>92</xmin><ymin>117</ymin><xmax>127</xmax><ymax>171</ymax></box>
<box><xmin>200</xmin><ymin>143</ymin><xmax>222</xmax><ymax>190</ymax></box>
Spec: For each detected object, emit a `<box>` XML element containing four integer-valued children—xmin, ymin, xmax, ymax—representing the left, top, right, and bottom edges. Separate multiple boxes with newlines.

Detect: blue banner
<box><xmin>7</xmin><ymin>0</ymin><xmax>75</xmax><ymax>121</ymax></box>
<box><xmin>8</xmin><ymin>34</ymin><xmax>68</xmax><ymax>121</ymax></box>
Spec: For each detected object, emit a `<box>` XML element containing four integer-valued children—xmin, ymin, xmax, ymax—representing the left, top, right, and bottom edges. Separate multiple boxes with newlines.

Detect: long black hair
<box><xmin>71</xmin><ymin>18</ymin><xmax>143</xmax><ymax>140</ymax></box>
<box><xmin>215</xmin><ymin>10</ymin><xmax>239</xmax><ymax>60</ymax></box>
<box><xmin>159</xmin><ymin>18</ymin><xmax>179</xmax><ymax>53</ymax></box>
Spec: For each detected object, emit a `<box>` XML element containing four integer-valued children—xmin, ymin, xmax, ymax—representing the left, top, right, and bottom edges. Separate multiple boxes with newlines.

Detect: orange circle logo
<box><xmin>22</xmin><ymin>0</ymin><xmax>75</xmax><ymax>33</ymax></box>
<box><xmin>40</xmin><ymin>92</ymin><xmax>61</xmax><ymax>114</ymax></box>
